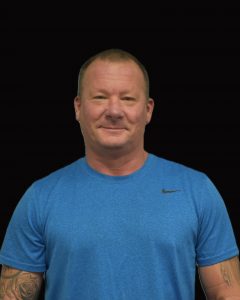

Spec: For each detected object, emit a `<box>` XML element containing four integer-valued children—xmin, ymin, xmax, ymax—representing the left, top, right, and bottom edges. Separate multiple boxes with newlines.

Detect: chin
<box><xmin>98</xmin><ymin>136</ymin><xmax>128</xmax><ymax>147</ymax></box>
<box><xmin>100</xmin><ymin>143</ymin><xmax>126</xmax><ymax>149</ymax></box>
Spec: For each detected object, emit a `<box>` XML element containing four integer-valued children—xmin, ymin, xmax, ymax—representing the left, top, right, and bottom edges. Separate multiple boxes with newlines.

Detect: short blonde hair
<box><xmin>77</xmin><ymin>48</ymin><xmax>150</xmax><ymax>98</ymax></box>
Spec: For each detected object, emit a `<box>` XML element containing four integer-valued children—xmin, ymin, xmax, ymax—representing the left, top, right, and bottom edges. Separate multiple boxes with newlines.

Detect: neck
<box><xmin>85</xmin><ymin>148</ymin><xmax>148</xmax><ymax>176</ymax></box>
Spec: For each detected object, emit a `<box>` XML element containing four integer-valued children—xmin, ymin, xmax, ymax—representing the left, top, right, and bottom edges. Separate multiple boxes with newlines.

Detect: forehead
<box><xmin>83</xmin><ymin>59</ymin><xmax>145</xmax><ymax>87</ymax></box>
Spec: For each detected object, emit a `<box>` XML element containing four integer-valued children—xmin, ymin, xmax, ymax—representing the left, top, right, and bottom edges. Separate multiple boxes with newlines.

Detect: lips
<box><xmin>100</xmin><ymin>126</ymin><xmax>126</xmax><ymax>130</ymax></box>
<box><xmin>102</xmin><ymin>127</ymin><xmax>124</xmax><ymax>130</ymax></box>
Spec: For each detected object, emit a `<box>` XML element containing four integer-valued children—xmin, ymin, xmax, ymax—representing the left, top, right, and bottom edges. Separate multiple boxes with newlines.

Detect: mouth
<box><xmin>100</xmin><ymin>126</ymin><xmax>126</xmax><ymax>132</ymax></box>
<box><xmin>102</xmin><ymin>127</ymin><xmax>125</xmax><ymax>130</ymax></box>
<box><xmin>100</xmin><ymin>125</ymin><xmax>126</xmax><ymax>129</ymax></box>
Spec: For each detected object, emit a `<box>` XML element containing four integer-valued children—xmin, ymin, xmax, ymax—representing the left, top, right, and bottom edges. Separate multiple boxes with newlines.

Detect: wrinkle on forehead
<box><xmin>83</xmin><ymin>60</ymin><xmax>146</xmax><ymax>96</ymax></box>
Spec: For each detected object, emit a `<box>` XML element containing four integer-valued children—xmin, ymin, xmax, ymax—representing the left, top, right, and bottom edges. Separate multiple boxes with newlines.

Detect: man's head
<box><xmin>74</xmin><ymin>49</ymin><xmax>154</xmax><ymax>157</ymax></box>
<box><xmin>77</xmin><ymin>49</ymin><xmax>150</xmax><ymax>99</ymax></box>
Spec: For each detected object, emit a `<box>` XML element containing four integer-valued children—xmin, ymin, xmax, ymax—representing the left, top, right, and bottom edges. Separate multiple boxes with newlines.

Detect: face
<box><xmin>74</xmin><ymin>59</ymin><xmax>154</xmax><ymax>155</ymax></box>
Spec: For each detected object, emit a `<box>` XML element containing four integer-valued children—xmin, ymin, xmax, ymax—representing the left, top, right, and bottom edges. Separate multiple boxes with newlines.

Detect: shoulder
<box><xmin>13</xmin><ymin>158</ymin><xmax>85</xmax><ymax>220</ymax></box>
<box><xmin>150</xmin><ymin>153</ymin><xmax>208</xmax><ymax>181</ymax></box>
<box><xmin>149</xmin><ymin>154</ymin><xmax>218</xmax><ymax>203</ymax></box>
<box><xmin>12</xmin><ymin>158</ymin><xmax>83</xmax><ymax>211</ymax></box>
<box><xmin>29</xmin><ymin>158</ymin><xmax>84</xmax><ymax>198</ymax></box>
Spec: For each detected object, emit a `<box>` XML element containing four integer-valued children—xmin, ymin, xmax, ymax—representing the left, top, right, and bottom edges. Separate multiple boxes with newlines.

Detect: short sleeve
<box><xmin>196</xmin><ymin>176</ymin><xmax>239</xmax><ymax>266</ymax></box>
<box><xmin>0</xmin><ymin>184</ymin><xmax>46</xmax><ymax>272</ymax></box>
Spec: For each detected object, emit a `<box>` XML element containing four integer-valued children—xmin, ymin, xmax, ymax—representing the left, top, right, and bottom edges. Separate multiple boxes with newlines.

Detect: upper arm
<box><xmin>198</xmin><ymin>256</ymin><xmax>240</xmax><ymax>299</ymax></box>
<box><xmin>0</xmin><ymin>265</ymin><xmax>43</xmax><ymax>299</ymax></box>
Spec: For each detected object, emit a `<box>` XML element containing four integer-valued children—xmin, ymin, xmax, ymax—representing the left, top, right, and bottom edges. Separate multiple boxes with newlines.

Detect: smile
<box><xmin>100</xmin><ymin>127</ymin><xmax>125</xmax><ymax>132</ymax></box>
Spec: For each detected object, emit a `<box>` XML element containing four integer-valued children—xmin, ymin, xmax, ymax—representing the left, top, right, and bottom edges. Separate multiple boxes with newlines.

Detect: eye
<box><xmin>93</xmin><ymin>95</ymin><xmax>107</xmax><ymax>99</ymax></box>
<box><xmin>122</xmin><ymin>96</ymin><xmax>136</xmax><ymax>101</ymax></box>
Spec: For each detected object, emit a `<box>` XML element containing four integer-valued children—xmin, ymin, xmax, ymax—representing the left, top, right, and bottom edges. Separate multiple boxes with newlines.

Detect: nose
<box><xmin>105</xmin><ymin>97</ymin><xmax>124</xmax><ymax>120</ymax></box>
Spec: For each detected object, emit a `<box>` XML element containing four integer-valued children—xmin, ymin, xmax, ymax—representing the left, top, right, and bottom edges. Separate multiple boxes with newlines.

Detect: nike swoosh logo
<box><xmin>161</xmin><ymin>188</ymin><xmax>181</xmax><ymax>194</ymax></box>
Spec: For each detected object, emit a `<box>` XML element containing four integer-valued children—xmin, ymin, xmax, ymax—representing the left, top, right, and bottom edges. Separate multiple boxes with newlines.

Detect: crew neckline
<box><xmin>78</xmin><ymin>153</ymin><xmax>155</xmax><ymax>183</ymax></box>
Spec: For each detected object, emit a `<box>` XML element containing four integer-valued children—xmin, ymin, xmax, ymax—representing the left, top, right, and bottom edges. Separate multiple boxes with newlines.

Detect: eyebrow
<box><xmin>90</xmin><ymin>89</ymin><xmax>136</xmax><ymax>96</ymax></box>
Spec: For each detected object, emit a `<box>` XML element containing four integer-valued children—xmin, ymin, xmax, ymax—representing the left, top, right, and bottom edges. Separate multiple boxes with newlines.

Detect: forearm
<box><xmin>0</xmin><ymin>265</ymin><xmax>42</xmax><ymax>300</ymax></box>
<box><xmin>204</xmin><ymin>283</ymin><xmax>240</xmax><ymax>300</ymax></box>
<box><xmin>216</xmin><ymin>297</ymin><xmax>240</xmax><ymax>300</ymax></box>
<box><xmin>206</xmin><ymin>290</ymin><xmax>240</xmax><ymax>299</ymax></box>
<box><xmin>200</xmin><ymin>256</ymin><xmax>240</xmax><ymax>300</ymax></box>
<box><xmin>206</xmin><ymin>288</ymin><xmax>240</xmax><ymax>300</ymax></box>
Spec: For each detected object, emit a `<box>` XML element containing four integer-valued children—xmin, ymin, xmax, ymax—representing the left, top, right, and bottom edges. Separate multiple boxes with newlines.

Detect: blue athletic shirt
<box><xmin>0</xmin><ymin>154</ymin><xmax>239</xmax><ymax>299</ymax></box>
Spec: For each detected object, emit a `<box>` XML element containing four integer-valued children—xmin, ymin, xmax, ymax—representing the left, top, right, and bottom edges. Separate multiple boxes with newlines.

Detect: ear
<box><xmin>146</xmin><ymin>98</ymin><xmax>154</xmax><ymax>124</ymax></box>
<box><xmin>74</xmin><ymin>96</ymin><xmax>81</xmax><ymax>122</ymax></box>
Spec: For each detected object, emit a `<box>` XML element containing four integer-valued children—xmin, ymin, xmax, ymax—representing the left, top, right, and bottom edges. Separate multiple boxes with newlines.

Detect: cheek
<box><xmin>128</xmin><ymin>109</ymin><xmax>147</xmax><ymax>126</ymax></box>
<box><xmin>80</xmin><ymin>106</ymin><xmax>100</xmax><ymax>124</ymax></box>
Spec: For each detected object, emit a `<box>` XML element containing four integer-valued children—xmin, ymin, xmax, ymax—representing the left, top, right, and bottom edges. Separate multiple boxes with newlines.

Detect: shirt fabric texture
<box><xmin>0</xmin><ymin>154</ymin><xmax>239</xmax><ymax>299</ymax></box>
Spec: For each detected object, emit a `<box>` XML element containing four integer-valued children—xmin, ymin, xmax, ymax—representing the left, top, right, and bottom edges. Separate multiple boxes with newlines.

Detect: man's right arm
<box><xmin>0</xmin><ymin>265</ymin><xmax>43</xmax><ymax>300</ymax></box>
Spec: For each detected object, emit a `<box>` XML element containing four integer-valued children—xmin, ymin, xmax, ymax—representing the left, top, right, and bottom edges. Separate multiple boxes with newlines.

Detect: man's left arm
<box><xmin>198</xmin><ymin>256</ymin><xmax>240</xmax><ymax>299</ymax></box>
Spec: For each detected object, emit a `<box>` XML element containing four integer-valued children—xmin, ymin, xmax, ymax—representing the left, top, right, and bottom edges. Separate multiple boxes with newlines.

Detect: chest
<box><xmin>44</xmin><ymin>183</ymin><xmax>198</xmax><ymax>256</ymax></box>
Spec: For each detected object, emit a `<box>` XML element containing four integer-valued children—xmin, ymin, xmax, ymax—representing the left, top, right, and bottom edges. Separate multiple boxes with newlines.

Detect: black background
<box><xmin>1</xmin><ymin>7</ymin><xmax>240</xmax><ymax>299</ymax></box>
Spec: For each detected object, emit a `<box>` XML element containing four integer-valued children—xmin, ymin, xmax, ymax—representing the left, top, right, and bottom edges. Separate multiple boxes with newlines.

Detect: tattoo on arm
<box><xmin>220</xmin><ymin>262</ymin><xmax>232</xmax><ymax>286</ymax></box>
<box><xmin>220</xmin><ymin>256</ymin><xmax>240</xmax><ymax>287</ymax></box>
<box><xmin>0</xmin><ymin>265</ymin><xmax>42</xmax><ymax>300</ymax></box>
<box><xmin>199</xmin><ymin>256</ymin><xmax>240</xmax><ymax>298</ymax></box>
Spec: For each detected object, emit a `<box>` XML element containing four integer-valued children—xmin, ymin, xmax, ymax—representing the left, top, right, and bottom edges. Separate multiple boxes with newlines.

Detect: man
<box><xmin>0</xmin><ymin>49</ymin><xmax>239</xmax><ymax>299</ymax></box>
